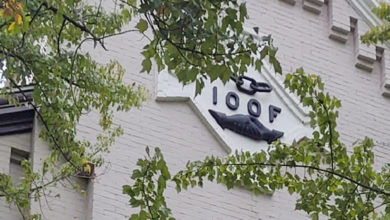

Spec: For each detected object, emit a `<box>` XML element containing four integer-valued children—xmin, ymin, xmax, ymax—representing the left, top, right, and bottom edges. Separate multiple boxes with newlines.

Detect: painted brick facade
<box><xmin>1</xmin><ymin>0</ymin><xmax>390</xmax><ymax>219</ymax></box>
<box><xmin>0</xmin><ymin>133</ymin><xmax>31</xmax><ymax>220</ymax></box>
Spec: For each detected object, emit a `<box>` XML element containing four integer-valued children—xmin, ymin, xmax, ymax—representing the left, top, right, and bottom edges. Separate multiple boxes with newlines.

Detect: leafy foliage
<box><xmin>0</xmin><ymin>161</ymin><xmax>37</xmax><ymax>217</ymax></box>
<box><xmin>133</xmin><ymin>0</ymin><xmax>281</xmax><ymax>94</ymax></box>
<box><xmin>362</xmin><ymin>2</ymin><xmax>390</xmax><ymax>44</ymax></box>
<box><xmin>0</xmin><ymin>0</ymin><xmax>147</xmax><ymax>218</ymax></box>
<box><xmin>123</xmin><ymin>147</ymin><xmax>173</xmax><ymax>220</ymax></box>
<box><xmin>127</xmin><ymin>69</ymin><xmax>390</xmax><ymax>220</ymax></box>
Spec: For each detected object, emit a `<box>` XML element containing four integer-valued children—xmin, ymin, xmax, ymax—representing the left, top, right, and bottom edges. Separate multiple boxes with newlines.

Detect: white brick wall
<box><xmin>0</xmin><ymin>133</ymin><xmax>31</xmax><ymax>220</ymax></box>
<box><xmin>29</xmin><ymin>120</ymin><xmax>89</xmax><ymax>220</ymax></box>
<box><xmin>2</xmin><ymin>0</ymin><xmax>390</xmax><ymax>219</ymax></box>
<box><xmin>83</xmin><ymin>0</ymin><xmax>390</xmax><ymax>219</ymax></box>
<box><xmin>0</xmin><ymin>121</ymin><xmax>89</xmax><ymax>220</ymax></box>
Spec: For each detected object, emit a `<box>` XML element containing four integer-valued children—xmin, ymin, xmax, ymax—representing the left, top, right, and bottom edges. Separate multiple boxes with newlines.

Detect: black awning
<box><xmin>0</xmin><ymin>106</ymin><xmax>34</xmax><ymax>135</ymax></box>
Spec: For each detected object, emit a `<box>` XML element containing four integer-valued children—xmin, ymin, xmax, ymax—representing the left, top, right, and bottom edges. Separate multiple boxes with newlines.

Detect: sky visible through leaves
<box><xmin>0</xmin><ymin>59</ymin><xmax>5</xmax><ymax>88</ymax></box>
<box><xmin>0</xmin><ymin>60</ymin><xmax>33</xmax><ymax>88</ymax></box>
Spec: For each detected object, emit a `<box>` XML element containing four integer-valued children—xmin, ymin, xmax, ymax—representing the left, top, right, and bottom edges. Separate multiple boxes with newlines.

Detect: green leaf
<box><xmin>129</xmin><ymin>214</ymin><xmax>139</xmax><ymax>220</ymax></box>
<box><xmin>136</xmin><ymin>19</ymin><xmax>148</xmax><ymax>33</ymax></box>
<box><xmin>141</xmin><ymin>58</ymin><xmax>152</xmax><ymax>73</ymax></box>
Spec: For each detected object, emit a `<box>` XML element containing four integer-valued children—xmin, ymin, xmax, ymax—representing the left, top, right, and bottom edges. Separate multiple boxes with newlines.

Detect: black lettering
<box><xmin>213</xmin><ymin>86</ymin><xmax>217</xmax><ymax>105</ymax></box>
<box><xmin>248</xmin><ymin>99</ymin><xmax>261</xmax><ymax>117</ymax></box>
<box><xmin>226</xmin><ymin>92</ymin><xmax>239</xmax><ymax>110</ymax></box>
<box><xmin>269</xmin><ymin>105</ymin><xmax>282</xmax><ymax>123</ymax></box>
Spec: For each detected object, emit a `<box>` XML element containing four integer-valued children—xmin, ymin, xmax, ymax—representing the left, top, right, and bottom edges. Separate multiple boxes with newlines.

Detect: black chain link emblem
<box><xmin>234</xmin><ymin>76</ymin><xmax>272</xmax><ymax>95</ymax></box>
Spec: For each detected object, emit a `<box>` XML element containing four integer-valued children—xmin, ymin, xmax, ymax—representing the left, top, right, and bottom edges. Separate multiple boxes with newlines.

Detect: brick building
<box><xmin>1</xmin><ymin>0</ymin><xmax>390</xmax><ymax>219</ymax></box>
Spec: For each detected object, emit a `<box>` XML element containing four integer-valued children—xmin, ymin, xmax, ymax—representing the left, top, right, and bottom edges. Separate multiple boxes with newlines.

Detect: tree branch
<box><xmin>217</xmin><ymin>162</ymin><xmax>390</xmax><ymax>197</ymax></box>
<box><xmin>42</xmin><ymin>2</ymin><xmax>108</xmax><ymax>50</ymax></box>
<box><xmin>57</xmin><ymin>19</ymin><xmax>67</xmax><ymax>55</ymax></box>
<box><xmin>149</xmin><ymin>12</ymin><xmax>251</xmax><ymax>57</ymax></box>
<box><xmin>142</xmin><ymin>162</ymin><xmax>157</xmax><ymax>220</ymax></box>
<box><xmin>7</xmin><ymin>78</ymin><xmax>79</xmax><ymax>170</ymax></box>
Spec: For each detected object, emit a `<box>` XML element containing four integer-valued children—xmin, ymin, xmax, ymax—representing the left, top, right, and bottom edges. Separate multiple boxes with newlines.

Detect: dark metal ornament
<box><xmin>208</xmin><ymin>109</ymin><xmax>284</xmax><ymax>144</ymax></box>
<box><xmin>235</xmin><ymin>76</ymin><xmax>272</xmax><ymax>95</ymax></box>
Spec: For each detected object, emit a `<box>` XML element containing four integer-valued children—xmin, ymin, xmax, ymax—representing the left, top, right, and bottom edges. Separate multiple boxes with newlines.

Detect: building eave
<box><xmin>0</xmin><ymin>86</ymin><xmax>34</xmax><ymax>135</ymax></box>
